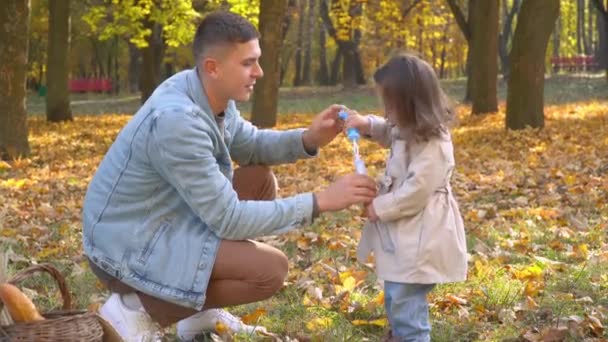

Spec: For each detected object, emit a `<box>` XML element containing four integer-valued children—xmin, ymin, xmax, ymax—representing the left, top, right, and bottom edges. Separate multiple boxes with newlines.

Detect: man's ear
<box><xmin>202</xmin><ymin>57</ymin><xmax>219</xmax><ymax>78</ymax></box>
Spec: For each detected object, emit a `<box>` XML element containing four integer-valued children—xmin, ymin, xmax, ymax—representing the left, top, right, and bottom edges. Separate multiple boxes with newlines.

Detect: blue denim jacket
<box><xmin>83</xmin><ymin>68</ymin><xmax>315</xmax><ymax>309</ymax></box>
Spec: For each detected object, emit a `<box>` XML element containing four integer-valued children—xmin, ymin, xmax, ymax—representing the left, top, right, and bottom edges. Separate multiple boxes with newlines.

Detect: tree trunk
<box><xmin>464</xmin><ymin>46</ymin><xmax>472</xmax><ymax>102</ymax></box>
<box><xmin>128</xmin><ymin>42</ymin><xmax>141</xmax><ymax>93</ymax></box>
<box><xmin>577</xmin><ymin>0</ymin><xmax>584</xmax><ymax>55</ymax></box>
<box><xmin>342</xmin><ymin>42</ymin><xmax>357</xmax><ymax>89</ymax></box>
<box><xmin>113</xmin><ymin>37</ymin><xmax>120</xmax><ymax>93</ymax></box>
<box><xmin>279</xmin><ymin>49</ymin><xmax>293</xmax><ymax>86</ymax></box>
<box><xmin>251</xmin><ymin>0</ymin><xmax>288</xmax><ymax>128</ymax></box>
<box><xmin>599</xmin><ymin>12</ymin><xmax>608</xmax><ymax>69</ymax></box>
<box><xmin>0</xmin><ymin>0</ymin><xmax>31</xmax><ymax>159</ymax></box>
<box><xmin>588</xmin><ymin>0</ymin><xmax>595</xmax><ymax>54</ymax></box>
<box><xmin>279</xmin><ymin>0</ymin><xmax>297</xmax><ymax>86</ymax></box>
<box><xmin>330</xmin><ymin>46</ymin><xmax>342</xmax><ymax>85</ymax></box>
<box><xmin>447</xmin><ymin>0</ymin><xmax>473</xmax><ymax>102</ymax></box>
<box><xmin>90</xmin><ymin>39</ymin><xmax>104</xmax><ymax>77</ymax></box>
<box><xmin>46</xmin><ymin>0</ymin><xmax>72</xmax><ymax>122</ymax></box>
<box><xmin>594</xmin><ymin>0</ymin><xmax>608</xmax><ymax>78</ymax></box>
<box><xmin>293</xmin><ymin>0</ymin><xmax>306</xmax><ymax>86</ymax></box>
<box><xmin>506</xmin><ymin>0</ymin><xmax>560</xmax><ymax>130</ymax></box>
<box><xmin>301</xmin><ymin>0</ymin><xmax>315</xmax><ymax>85</ymax></box>
<box><xmin>553</xmin><ymin>15</ymin><xmax>561</xmax><ymax>62</ymax></box>
<box><xmin>470</xmin><ymin>0</ymin><xmax>499</xmax><ymax>114</ymax></box>
<box><xmin>283</xmin><ymin>0</ymin><xmax>297</xmax><ymax>42</ymax></box>
<box><xmin>439</xmin><ymin>22</ymin><xmax>450</xmax><ymax>78</ymax></box>
<box><xmin>499</xmin><ymin>0</ymin><xmax>520</xmax><ymax>79</ymax></box>
<box><xmin>318</xmin><ymin>17</ymin><xmax>329</xmax><ymax>85</ymax></box>
<box><xmin>140</xmin><ymin>22</ymin><xmax>164</xmax><ymax>103</ymax></box>
<box><xmin>354</xmin><ymin>48</ymin><xmax>366</xmax><ymax>84</ymax></box>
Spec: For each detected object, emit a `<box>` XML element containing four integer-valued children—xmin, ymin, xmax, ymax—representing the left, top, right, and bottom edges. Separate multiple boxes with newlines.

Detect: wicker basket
<box><xmin>0</xmin><ymin>263</ymin><xmax>123</xmax><ymax>342</ymax></box>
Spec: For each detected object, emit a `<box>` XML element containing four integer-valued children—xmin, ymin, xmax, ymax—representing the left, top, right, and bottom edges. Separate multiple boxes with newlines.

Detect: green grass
<box><xmin>27</xmin><ymin>73</ymin><xmax>608</xmax><ymax>116</ymax></box>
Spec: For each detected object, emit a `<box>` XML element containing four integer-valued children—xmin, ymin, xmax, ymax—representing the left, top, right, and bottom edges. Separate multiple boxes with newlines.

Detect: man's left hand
<box><xmin>302</xmin><ymin>104</ymin><xmax>344</xmax><ymax>151</ymax></box>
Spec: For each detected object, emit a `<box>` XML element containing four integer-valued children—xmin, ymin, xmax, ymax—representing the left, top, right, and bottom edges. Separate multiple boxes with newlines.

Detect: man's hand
<box><xmin>302</xmin><ymin>104</ymin><xmax>344</xmax><ymax>151</ymax></box>
<box><xmin>315</xmin><ymin>174</ymin><xmax>377</xmax><ymax>212</ymax></box>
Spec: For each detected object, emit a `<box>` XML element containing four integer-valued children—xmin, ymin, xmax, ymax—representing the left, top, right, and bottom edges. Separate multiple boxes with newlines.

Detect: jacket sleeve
<box><xmin>373</xmin><ymin>139</ymin><xmax>452</xmax><ymax>222</ymax></box>
<box><xmin>366</xmin><ymin>115</ymin><xmax>393</xmax><ymax>148</ymax></box>
<box><xmin>229</xmin><ymin>109</ymin><xmax>317</xmax><ymax>166</ymax></box>
<box><xmin>147</xmin><ymin>110</ymin><xmax>314</xmax><ymax>240</ymax></box>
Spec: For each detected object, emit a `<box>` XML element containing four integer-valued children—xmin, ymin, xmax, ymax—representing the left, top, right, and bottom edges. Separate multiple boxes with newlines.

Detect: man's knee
<box><xmin>233</xmin><ymin>165</ymin><xmax>277</xmax><ymax>201</ymax></box>
<box><xmin>258</xmin><ymin>248</ymin><xmax>288</xmax><ymax>295</ymax></box>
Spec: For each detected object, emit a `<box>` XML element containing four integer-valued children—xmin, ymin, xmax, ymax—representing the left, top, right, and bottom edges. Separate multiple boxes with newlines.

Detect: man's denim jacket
<box><xmin>83</xmin><ymin>69</ymin><xmax>316</xmax><ymax>309</ymax></box>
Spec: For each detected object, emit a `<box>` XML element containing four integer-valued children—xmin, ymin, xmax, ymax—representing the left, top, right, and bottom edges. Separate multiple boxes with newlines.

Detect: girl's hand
<box><xmin>366</xmin><ymin>203</ymin><xmax>379</xmax><ymax>222</ymax></box>
<box><xmin>344</xmin><ymin>110</ymin><xmax>371</xmax><ymax>136</ymax></box>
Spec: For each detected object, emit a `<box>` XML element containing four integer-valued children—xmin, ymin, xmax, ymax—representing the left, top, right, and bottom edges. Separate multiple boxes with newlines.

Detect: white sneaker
<box><xmin>176</xmin><ymin>308</ymin><xmax>266</xmax><ymax>341</ymax></box>
<box><xmin>99</xmin><ymin>293</ymin><xmax>162</xmax><ymax>342</ymax></box>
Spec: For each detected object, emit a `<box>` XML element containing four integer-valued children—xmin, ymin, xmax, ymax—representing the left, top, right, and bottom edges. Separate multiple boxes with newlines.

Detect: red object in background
<box><xmin>550</xmin><ymin>55</ymin><xmax>598</xmax><ymax>72</ymax></box>
<box><xmin>69</xmin><ymin>78</ymin><xmax>112</xmax><ymax>93</ymax></box>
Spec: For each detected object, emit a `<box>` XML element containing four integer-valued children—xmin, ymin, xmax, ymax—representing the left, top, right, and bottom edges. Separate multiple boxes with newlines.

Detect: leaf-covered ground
<box><xmin>1</xmin><ymin>98</ymin><xmax>607</xmax><ymax>341</ymax></box>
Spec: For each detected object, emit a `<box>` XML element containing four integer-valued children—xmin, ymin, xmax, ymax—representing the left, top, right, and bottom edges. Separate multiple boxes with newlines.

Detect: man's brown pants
<box><xmin>89</xmin><ymin>166</ymin><xmax>288</xmax><ymax>327</ymax></box>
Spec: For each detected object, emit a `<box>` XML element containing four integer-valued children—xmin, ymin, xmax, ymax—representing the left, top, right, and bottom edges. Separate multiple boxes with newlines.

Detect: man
<box><xmin>83</xmin><ymin>11</ymin><xmax>376</xmax><ymax>342</ymax></box>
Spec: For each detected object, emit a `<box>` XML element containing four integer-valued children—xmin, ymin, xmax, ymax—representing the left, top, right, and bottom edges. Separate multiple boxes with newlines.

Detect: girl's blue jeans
<box><xmin>384</xmin><ymin>281</ymin><xmax>435</xmax><ymax>342</ymax></box>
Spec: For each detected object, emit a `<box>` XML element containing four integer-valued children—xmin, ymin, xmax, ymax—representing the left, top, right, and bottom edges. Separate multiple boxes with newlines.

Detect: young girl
<box><xmin>345</xmin><ymin>53</ymin><xmax>468</xmax><ymax>341</ymax></box>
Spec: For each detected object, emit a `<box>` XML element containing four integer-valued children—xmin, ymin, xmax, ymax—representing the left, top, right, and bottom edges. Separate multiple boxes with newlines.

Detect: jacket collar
<box><xmin>185</xmin><ymin>68</ymin><xmax>215</xmax><ymax>118</ymax></box>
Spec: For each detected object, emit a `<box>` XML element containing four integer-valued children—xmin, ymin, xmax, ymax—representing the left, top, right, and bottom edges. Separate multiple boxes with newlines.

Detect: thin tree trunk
<box><xmin>301</xmin><ymin>0</ymin><xmax>315</xmax><ymax>85</ymax></box>
<box><xmin>439</xmin><ymin>22</ymin><xmax>450</xmax><ymax>78</ymax></box>
<box><xmin>0</xmin><ymin>0</ymin><xmax>31</xmax><ymax>159</ymax></box>
<box><xmin>318</xmin><ymin>17</ymin><xmax>329</xmax><ymax>85</ymax></box>
<box><xmin>506</xmin><ymin>0</ymin><xmax>560</xmax><ymax>130</ymax></box>
<box><xmin>46</xmin><ymin>0</ymin><xmax>72</xmax><ymax>122</ymax></box>
<box><xmin>128</xmin><ymin>42</ymin><xmax>140</xmax><ymax>94</ymax></box>
<box><xmin>470</xmin><ymin>0</ymin><xmax>499</xmax><ymax>114</ymax></box>
<box><xmin>330</xmin><ymin>46</ymin><xmax>342</xmax><ymax>85</ymax></box>
<box><xmin>280</xmin><ymin>48</ymin><xmax>293</xmax><ymax>86</ymax></box>
<box><xmin>464</xmin><ymin>0</ymin><xmax>475</xmax><ymax>102</ymax></box>
<box><xmin>553</xmin><ymin>15</ymin><xmax>561</xmax><ymax>60</ymax></box>
<box><xmin>113</xmin><ymin>37</ymin><xmax>120</xmax><ymax>93</ymax></box>
<box><xmin>90</xmin><ymin>39</ymin><xmax>105</xmax><ymax>77</ymax></box>
<box><xmin>447</xmin><ymin>0</ymin><xmax>473</xmax><ymax>102</ymax></box>
<box><xmin>599</xmin><ymin>11</ymin><xmax>608</xmax><ymax>68</ymax></box>
<box><xmin>293</xmin><ymin>0</ymin><xmax>306</xmax><ymax>86</ymax></box>
<box><xmin>354</xmin><ymin>48</ymin><xmax>366</xmax><ymax>84</ymax></box>
<box><xmin>140</xmin><ymin>22</ymin><xmax>164</xmax><ymax>103</ymax></box>
<box><xmin>251</xmin><ymin>0</ymin><xmax>288</xmax><ymax>128</ymax></box>
<box><xmin>341</xmin><ymin>41</ymin><xmax>358</xmax><ymax>89</ymax></box>
<box><xmin>279</xmin><ymin>0</ymin><xmax>297</xmax><ymax>86</ymax></box>
<box><xmin>588</xmin><ymin>0</ymin><xmax>596</xmax><ymax>54</ymax></box>
<box><xmin>283</xmin><ymin>0</ymin><xmax>297</xmax><ymax>42</ymax></box>
<box><xmin>417</xmin><ymin>17</ymin><xmax>423</xmax><ymax>54</ymax></box>
<box><xmin>591</xmin><ymin>0</ymin><xmax>608</xmax><ymax>78</ymax></box>
<box><xmin>499</xmin><ymin>0</ymin><xmax>520</xmax><ymax>79</ymax></box>
<box><xmin>577</xmin><ymin>0</ymin><xmax>585</xmax><ymax>55</ymax></box>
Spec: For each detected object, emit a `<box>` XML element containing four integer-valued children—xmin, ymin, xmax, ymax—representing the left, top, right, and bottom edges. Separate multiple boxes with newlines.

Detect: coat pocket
<box><xmin>137</xmin><ymin>220</ymin><xmax>171</xmax><ymax>264</ymax></box>
<box><xmin>374</xmin><ymin>221</ymin><xmax>396</xmax><ymax>253</ymax></box>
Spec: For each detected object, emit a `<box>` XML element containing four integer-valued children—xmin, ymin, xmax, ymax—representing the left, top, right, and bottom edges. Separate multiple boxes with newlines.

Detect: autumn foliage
<box><xmin>0</xmin><ymin>100</ymin><xmax>606</xmax><ymax>340</ymax></box>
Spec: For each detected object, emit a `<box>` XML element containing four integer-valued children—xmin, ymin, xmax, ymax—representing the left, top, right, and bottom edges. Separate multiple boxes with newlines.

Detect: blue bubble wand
<box><xmin>339</xmin><ymin>110</ymin><xmax>367</xmax><ymax>175</ymax></box>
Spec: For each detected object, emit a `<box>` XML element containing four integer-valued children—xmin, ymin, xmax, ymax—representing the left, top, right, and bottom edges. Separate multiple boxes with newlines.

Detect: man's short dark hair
<box><xmin>192</xmin><ymin>11</ymin><xmax>259</xmax><ymax>63</ymax></box>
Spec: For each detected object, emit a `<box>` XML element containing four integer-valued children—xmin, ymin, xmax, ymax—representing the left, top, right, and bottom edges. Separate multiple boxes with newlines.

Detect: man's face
<box><xmin>214</xmin><ymin>39</ymin><xmax>263</xmax><ymax>102</ymax></box>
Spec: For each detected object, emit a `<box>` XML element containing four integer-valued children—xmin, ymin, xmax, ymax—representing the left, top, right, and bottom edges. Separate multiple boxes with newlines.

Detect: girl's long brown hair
<box><xmin>373</xmin><ymin>53</ymin><xmax>454</xmax><ymax>142</ymax></box>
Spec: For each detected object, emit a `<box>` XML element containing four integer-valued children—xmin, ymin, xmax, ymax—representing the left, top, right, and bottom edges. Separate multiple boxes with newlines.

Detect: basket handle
<box><xmin>7</xmin><ymin>263</ymin><xmax>72</xmax><ymax>310</ymax></box>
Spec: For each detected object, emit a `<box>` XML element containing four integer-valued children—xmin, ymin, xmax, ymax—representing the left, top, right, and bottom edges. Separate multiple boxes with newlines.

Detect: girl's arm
<box><xmin>366</xmin><ymin>115</ymin><xmax>393</xmax><ymax>148</ymax></box>
<box><xmin>372</xmin><ymin>139</ymin><xmax>452</xmax><ymax>222</ymax></box>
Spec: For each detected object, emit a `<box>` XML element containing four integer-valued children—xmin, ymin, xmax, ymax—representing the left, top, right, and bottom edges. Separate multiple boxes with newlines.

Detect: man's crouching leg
<box><xmin>176</xmin><ymin>240</ymin><xmax>288</xmax><ymax>339</ymax></box>
<box><xmin>233</xmin><ymin>165</ymin><xmax>278</xmax><ymax>201</ymax></box>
